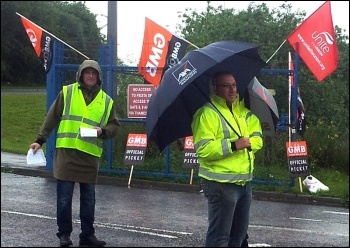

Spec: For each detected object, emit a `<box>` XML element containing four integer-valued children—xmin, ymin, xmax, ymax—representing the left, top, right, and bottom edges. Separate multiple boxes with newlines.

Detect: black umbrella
<box><xmin>243</xmin><ymin>77</ymin><xmax>279</xmax><ymax>137</ymax></box>
<box><xmin>146</xmin><ymin>41</ymin><xmax>266</xmax><ymax>151</ymax></box>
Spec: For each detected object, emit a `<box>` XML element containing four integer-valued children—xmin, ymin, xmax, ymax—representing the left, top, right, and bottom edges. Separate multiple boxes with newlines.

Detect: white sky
<box><xmin>85</xmin><ymin>1</ymin><xmax>349</xmax><ymax>66</ymax></box>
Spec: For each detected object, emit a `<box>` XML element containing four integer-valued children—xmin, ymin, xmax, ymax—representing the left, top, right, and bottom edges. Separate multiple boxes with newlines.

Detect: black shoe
<box><xmin>59</xmin><ymin>234</ymin><xmax>73</xmax><ymax>247</ymax></box>
<box><xmin>241</xmin><ymin>233</ymin><xmax>249</xmax><ymax>247</ymax></box>
<box><xmin>79</xmin><ymin>234</ymin><xmax>106</xmax><ymax>247</ymax></box>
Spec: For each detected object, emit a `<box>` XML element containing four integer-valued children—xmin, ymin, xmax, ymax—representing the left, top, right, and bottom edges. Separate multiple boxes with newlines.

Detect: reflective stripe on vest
<box><xmin>194</xmin><ymin>103</ymin><xmax>232</xmax><ymax>157</ymax></box>
<box><xmin>198</xmin><ymin>167</ymin><xmax>252</xmax><ymax>182</ymax></box>
<box><xmin>56</xmin><ymin>83</ymin><xmax>113</xmax><ymax>157</ymax></box>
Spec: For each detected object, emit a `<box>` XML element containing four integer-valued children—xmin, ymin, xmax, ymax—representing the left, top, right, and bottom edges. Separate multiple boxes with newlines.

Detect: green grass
<box><xmin>1</xmin><ymin>94</ymin><xmax>46</xmax><ymax>154</ymax></box>
<box><xmin>1</xmin><ymin>91</ymin><xmax>349</xmax><ymax>205</ymax></box>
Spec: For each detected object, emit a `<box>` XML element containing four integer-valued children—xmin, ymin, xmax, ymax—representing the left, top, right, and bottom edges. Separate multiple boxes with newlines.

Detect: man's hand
<box><xmin>29</xmin><ymin>143</ymin><xmax>41</xmax><ymax>154</ymax></box>
<box><xmin>235</xmin><ymin>137</ymin><xmax>251</xmax><ymax>150</ymax></box>
<box><xmin>93</xmin><ymin>126</ymin><xmax>103</xmax><ymax>136</ymax></box>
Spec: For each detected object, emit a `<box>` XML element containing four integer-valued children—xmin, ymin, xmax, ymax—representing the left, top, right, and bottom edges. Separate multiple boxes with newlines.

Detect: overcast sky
<box><xmin>84</xmin><ymin>1</ymin><xmax>349</xmax><ymax>66</ymax></box>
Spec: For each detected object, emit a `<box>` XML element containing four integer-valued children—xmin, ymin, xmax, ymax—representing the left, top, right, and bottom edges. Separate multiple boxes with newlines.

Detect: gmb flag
<box><xmin>138</xmin><ymin>17</ymin><xmax>189</xmax><ymax>87</ymax></box>
<box><xmin>18</xmin><ymin>13</ymin><xmax>54</xmax><ymax>73</ymax></box>
<box><xmin>287</xmin><ymin>1</ymin><xmax>339</xmax><ymax>82</ymax></box>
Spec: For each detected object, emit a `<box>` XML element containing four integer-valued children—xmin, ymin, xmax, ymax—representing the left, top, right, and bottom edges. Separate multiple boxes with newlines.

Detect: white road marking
<box><xmin>322</xmin><ymin>210</ymin><xmax>349</xmax><ymax>215</ymax></box>
<box><xmin>3</xmin><ymin>210</ymin><xmax>348</xmax><ymax>242</ymax></box>
<box><xmin>249</xmin><ymin>244</ymin><xmax>271</xmax><ymax>247</ymax></box>
<box><xmin>290</xmin><ymin>217</ymin><xmax>323</xmax><ymax>222</ymax></box>
<box><xmin>249</xmin><ymin>224</ymin><xmax>349</xmax><ymax>237</ymax></box>
<box><xmin>1</xmin><ymin>210</ymin><xmax>192</xmax><ymax>239</ymax></box>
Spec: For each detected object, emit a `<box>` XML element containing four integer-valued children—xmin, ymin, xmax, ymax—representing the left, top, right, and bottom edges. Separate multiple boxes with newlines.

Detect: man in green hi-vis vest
<box><xmin>30</xmin><ymin>60</ymin><xmax>120</xmax><ymax>247</ymax></box>
<box><xmin>192</xmin><ymin>71</ymin><xmax>263</xmax><ymax>247</ymax></box>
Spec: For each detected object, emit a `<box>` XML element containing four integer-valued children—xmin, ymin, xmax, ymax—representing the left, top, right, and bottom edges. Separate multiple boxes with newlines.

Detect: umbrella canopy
<box><xmin>243</xmin><ymin>77</ymin><xmax>279</xmax><ymax>137</ymax></box>
<box><xmin>146</xmin><ymin>41</ymin><xmax>266</xmax><ymax>151</ymax></box>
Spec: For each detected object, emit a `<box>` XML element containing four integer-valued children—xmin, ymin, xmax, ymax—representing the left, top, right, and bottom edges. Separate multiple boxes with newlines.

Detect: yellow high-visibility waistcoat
<box><xmin>191</xmin><ymin>94</ymin><xmax>263</xmax><ymax>184</ymax></box>
<box><xmin>56</xmin><ymin>83</ymin><xmax>113</xmax><ymax>157</ymax></box>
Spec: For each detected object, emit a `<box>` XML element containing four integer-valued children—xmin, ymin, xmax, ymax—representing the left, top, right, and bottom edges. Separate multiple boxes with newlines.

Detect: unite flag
<box><xmin>287</xmin><ymin>1</ymin><xmax>338</xmax><ymax>82</ymax></box>
<box><xmin>19</xmin><ymin>15</ymin><xmax>54</xmax><ymax>74</ymax></box>
<box><xmin>138</xmin><ymin>17</ymin><xmax>189</xmax><ymax>87</ymax></box>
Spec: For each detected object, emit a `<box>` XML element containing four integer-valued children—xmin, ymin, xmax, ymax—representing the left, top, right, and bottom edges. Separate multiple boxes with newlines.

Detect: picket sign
<box><xmin>123</xmin><ymin>133</ymin><xmax>147</xmax><ymax>187</ymax></box>
<box><xmin>182</xmin><ymin>136</ymin><xmax>199</xmax><ymax>185</ymax></box>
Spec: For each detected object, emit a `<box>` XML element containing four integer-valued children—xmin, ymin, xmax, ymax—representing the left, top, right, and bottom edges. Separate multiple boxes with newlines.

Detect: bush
<box><xmin>304</xmin><ymin>120</ymin><xmax>349</xmax><ymax>174</ymax></box>
<box><xmin>256</xmin><ymin>123</ymin><xmax>349</xmax><ymax>175</ymax></box>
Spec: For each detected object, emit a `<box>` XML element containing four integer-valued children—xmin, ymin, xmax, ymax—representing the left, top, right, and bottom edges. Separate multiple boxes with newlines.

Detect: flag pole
<box><xmin>288</xmin><ymin>52</ymin><xmax>292</xmax><ymax>142</ymax></box>
<box><xmin>266</xmin><ymin>39</ymin><xmax>287</xmax><ymax>63</ymax></box>
<box><xmin>290</xmin><ymin>52</ymin><xmax>304</xmax><ymax>193</ymax></box>
<box><xmin>174</xmin><ymin>34</ymin><xmax>199</xmax><ymax>49</ymax></box>
<box><xmin>16</xmin><ymin>12</ymin><xmax>89</xmax><ymax>59</ymax></box>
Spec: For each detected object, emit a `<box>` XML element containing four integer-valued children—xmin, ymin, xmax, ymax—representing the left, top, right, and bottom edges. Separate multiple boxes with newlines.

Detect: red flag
<box><xmin>287</xmin><ymin>1</ymin><xmax>338</xmax><ymax>82</ymax></box>
<box><xmin>19</xmin><ymin>15</ymin><xmax>54</xmax><ymax>73</ymax></box>
<box><xmin>138</xmin><ymin>17</ymin><xmax>189</xmax><ymax>87</ymax></box>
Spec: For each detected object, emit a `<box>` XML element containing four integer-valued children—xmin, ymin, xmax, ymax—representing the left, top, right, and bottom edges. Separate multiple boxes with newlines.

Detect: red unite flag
<box><xmin>19</xmin><ymin>14</ymin><xmax>54</xmax><ymax>73</ymax></box>
<box><xmin>287</xmin><ymin>1</ymin><xmax>338</xmax><ymax>82</ymax></box>
<box><xmin>138</xmin><ymin>17</ymin><xmax>189</xmax><ymax>87</ymax></box>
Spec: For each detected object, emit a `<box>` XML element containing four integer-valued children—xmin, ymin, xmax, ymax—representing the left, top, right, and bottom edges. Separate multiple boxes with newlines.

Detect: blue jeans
<box><xmin>201</xmin><ymin>178</ymin><xmax>252</xmax><ymax>247</ymax></box>
<box><xmin>56</xmin><ymin>179</ymin><xmax>96</xmax><ymax>239</ymax></box>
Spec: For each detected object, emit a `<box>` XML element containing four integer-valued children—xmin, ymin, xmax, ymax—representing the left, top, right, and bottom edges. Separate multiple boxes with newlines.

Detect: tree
<box><xmin>177</xmin><ymin>1</ymin><xmax>349</xmax><ymax>171</ymax></box>
<box><xmin>1</xmin><ymin>1</ymin><xmax>104</xmax><ymax>85</ymax></box>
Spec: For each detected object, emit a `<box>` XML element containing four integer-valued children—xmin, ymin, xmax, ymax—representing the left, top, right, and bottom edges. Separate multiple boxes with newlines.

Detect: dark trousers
<box><xmin>201</xmin><ymin>179</ymin><xmax>252</xmax><ymax>247</ymax></box>
<box><xmin>56</xmin><ymin>179</ymin><xmax>96</xmax><ymax>239</ymax></box>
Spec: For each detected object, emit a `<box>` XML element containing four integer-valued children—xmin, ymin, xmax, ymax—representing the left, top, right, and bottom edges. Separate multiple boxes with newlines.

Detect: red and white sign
<box><xmin>286</xmin><ymin>141</ymin><xmax>309</xmax><ymax>177</ymax></box>
<box><xmin>183</xmin><ymin>136</ymin><xmax>199</xmax><ymax>169</ymax></box>
<box><xmin>286</xmin><ymin>141</ymin><xmax>308</xmax><ymax>157</ymax></box>
<box><xmin>184</xmin><ymin>136</ymin><xmax>194</xmax><ymax>149</ymax></box>
<box><xmin>124</xmin><ymin>133</ymin><xmax>147</xmax><ymax>166</ymax></box>
<box><xmin>126</xmin><ymin>133</ymin><xmax>147</xmax><ymax>147</ymax></box>
<box><xmin>127</xmin><ymin>84</ymin><xmax>155</xmax><ymax>119</ymax></box>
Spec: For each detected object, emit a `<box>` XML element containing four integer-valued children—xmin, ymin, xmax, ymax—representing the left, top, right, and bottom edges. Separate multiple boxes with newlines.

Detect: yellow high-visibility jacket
<box><xmin>191</xmin><ymin>94</ymin><xmax>263</xmax><ymax>184</ymax></box>
<box><xmin>56</xmin><ymin>82</ymin><xmax>113</xmax><ymax>157</ymax></box>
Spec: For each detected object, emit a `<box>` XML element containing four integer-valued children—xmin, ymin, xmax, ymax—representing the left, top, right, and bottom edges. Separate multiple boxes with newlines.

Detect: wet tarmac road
<box><xmin>1</xmin><ymin>172</ymin><xmax>349</xmax><ymax>247</ymax></box>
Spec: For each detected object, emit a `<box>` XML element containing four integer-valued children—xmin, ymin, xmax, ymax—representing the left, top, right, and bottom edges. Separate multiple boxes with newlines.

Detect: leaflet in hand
<box><xmin>80</xmin><ymin>127</ymin><xmax>97</xmax><ymax>137</ymax></box>
<box><xmin>27</xmin><ymin>148</ymin><xmax>46</xmax><ymax>165</ymax></box>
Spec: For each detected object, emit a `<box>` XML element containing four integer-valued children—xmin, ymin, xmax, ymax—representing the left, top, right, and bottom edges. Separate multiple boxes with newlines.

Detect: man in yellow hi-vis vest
<box><xmin>30</xmin><ymin>60</ymin><xmax>120</xmax><ymax>247</ymax></box>
<box><xmin>191</xmin><ymin>71</ymin><xmax>263</xmax><ymax>247</ymax></box>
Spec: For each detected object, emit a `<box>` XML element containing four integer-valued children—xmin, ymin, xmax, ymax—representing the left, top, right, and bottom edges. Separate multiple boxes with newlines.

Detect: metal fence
<box><xmin>44</xmin><ymin>41</ymin><xmax>295</xmax><ymax>187</ymax></box>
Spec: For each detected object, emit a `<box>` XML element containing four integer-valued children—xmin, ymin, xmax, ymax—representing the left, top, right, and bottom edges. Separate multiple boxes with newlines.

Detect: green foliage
<box><xmin>179</xmin><ymin>1</ymin><xmax>349</xmax><ymax>173</ymax></box>
<box><xmin>176</xmin><ymin>2</ymin><xmax>350</xmax><ymax>152</ymax></box>
<box><xmin>257</xmin><ymin>125</ymin><xmax>349</xmax><ymax>176</ymax></box>
<box><xmin>304</xmin><ymin>120</ymin><xmax>349</xmax><ymax>174</ymax></box>
<box><xmin>1</xmin><ymin>1</ymin><xmax>104</xmax><ymax>85</ymax></box>
<box><xmin>180</xmin><ymin>2</ymin><xmax>306</xmax><ymax>60</ymax></box>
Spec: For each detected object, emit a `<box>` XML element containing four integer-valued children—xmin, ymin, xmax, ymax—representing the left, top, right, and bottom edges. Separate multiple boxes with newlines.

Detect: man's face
<box><xmin>213</xmin><ymin>73</ymin><xmax>237</xmax><ymax>105</ymax></box>
<box><xmin>82</xmin><ymin>68</ymin><xmax>98</xmax><ymax>88</ymax></box>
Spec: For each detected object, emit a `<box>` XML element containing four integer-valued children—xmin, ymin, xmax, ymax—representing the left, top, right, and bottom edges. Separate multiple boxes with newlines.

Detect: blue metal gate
<box><xmin>44</xmin><ymin>40</ymin><xmax>301</xmax><ymax>186</ymax></box>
